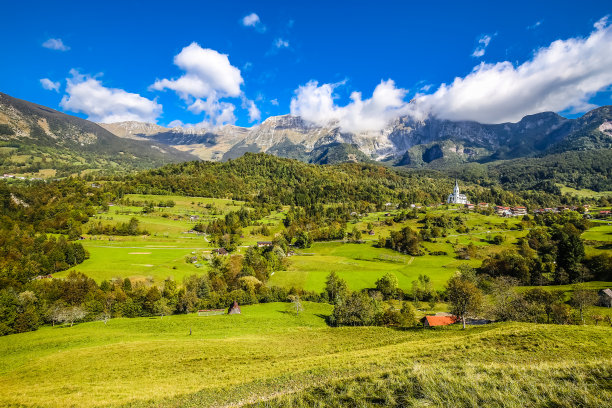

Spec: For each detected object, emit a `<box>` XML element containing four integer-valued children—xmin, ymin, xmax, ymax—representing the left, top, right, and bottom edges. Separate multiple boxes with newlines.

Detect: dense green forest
<box><xmin>448</xmin><ymin>149</ymin><xmax>612</xmax><ymax>193</ymax></box>
<box><xmin>112</xmin><ymin>153</ymin><xmax>600</xmax><ymax>208</ymax></box>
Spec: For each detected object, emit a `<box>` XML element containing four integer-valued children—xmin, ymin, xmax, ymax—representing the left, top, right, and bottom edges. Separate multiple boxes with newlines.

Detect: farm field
<box><xmin>60</xmin><ymin>194</ymin><xmax>612</xmax><ymax>294</ymax></box>
<box><xmin>0</xmin><ymin>302</ymin><xmax>610</xmax><ymax>408</ymax></box>
<box><xmin>270</xmin><ymin>242</ymin><xmax>471</xmax><ymax>291</ymax></box>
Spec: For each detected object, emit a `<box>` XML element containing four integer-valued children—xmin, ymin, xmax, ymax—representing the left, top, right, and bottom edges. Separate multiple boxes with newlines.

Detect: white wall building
<box><xmin>447</xmin><ymin>181</ymin><xmax>469</xmax><ymax>205</ymax></box>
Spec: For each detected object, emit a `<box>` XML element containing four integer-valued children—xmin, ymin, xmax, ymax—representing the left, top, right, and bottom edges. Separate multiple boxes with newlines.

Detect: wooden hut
<box><xmin>228</xmin><ymin>301</ymin><xmax>241</xmax><ymax>315</ymax></box>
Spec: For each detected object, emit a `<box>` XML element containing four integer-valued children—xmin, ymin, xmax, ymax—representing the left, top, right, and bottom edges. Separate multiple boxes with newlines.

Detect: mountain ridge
<box><xmin>100</xmin><ymin>106</ymin><xmax>612</xmax><ymax>166</ymax></box>
<box><xmin>0</xmin><ymin>92</ymin><xmax>197</xmax><ymax>175</ymax></box>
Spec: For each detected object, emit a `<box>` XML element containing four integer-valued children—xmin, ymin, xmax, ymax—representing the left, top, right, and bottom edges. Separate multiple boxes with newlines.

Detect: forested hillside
<box><xmin>116</xmin><ymin>153</ymin><xmax>578</xmax><ymax>208</ymax></box>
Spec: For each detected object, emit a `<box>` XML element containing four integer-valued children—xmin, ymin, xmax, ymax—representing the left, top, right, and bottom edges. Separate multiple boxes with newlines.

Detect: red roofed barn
<box><xmin>421</xmin><ymin>315</ymin><xmax>459</xmax><ymax>327</ymax></box>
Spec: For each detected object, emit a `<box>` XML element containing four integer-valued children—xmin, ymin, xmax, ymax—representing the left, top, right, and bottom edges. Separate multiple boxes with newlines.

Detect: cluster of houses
<box><xmin>448</xmin><ymin>182</ymin><xmax>610</xmax><ymax>219</ymax></box>
<box><xmin>532</xmin><ymin>205</ymin><xmax>590</xmax><ymax>214</ymax></box>
<box><xmin>2</xmin><ymin>173</ymin><xmax>33</xmax><ymax>180</ymax></box>
<box><xmin>493</xmin><ymin>205</ymin><xmax>527</xmax><ymax>217</ymax></box>
<box><xmin>448</xmin><ymin>182</ymin><xmax>529</xmax><ymax>217</ymax></box>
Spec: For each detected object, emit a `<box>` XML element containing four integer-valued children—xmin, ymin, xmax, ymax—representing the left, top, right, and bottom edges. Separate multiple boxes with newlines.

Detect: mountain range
<box><xmin>99</xmin><ymin>106</ymin><xmax>612</xmax><ymax>166</ymax></box>
<box><xmin>1</xmin><ymin>91</ymin><xmax>611</xmax><ymax>176</ymax></box>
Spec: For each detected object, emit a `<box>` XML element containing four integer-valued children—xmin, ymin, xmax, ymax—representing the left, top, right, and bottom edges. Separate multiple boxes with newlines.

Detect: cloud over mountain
<box><xmin>290</xmin><ymin>80</ymin><xmax>412</xmax><ymax>133</ymax></box>
<box><xmin>60</xmin><ymin>70</ymin><xmax>161</xmax><ymax>123</ymax></box>
<box><xmin>291</xmin><ymin>17</ymin><xmax>612</xmax><ymax>130</ymax></box>
<box><xmin>415</xmin><ymin>17</ymin><xmax>612</xmax><ymax>123</ymax></box>
<box><xmin>150</xmin><ymin>42</ymin><xmax>255</xmax><ymax>128</ymax></box>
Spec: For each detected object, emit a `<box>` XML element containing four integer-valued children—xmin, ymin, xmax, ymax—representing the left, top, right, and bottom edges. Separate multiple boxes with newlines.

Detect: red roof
<box><xmin>422</xmin><ymin>315</ymin><xmax>459</xmax><ymax>326</ymax></box>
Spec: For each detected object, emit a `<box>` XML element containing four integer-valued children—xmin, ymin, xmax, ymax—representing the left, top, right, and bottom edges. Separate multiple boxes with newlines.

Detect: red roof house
<box><xmin>421</xmin><ymin>315</ymin><xmax>459</xmax><ymax>327</ymax></box>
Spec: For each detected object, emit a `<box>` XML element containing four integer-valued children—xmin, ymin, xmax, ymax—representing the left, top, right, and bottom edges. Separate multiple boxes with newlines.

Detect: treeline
<box><xmin>0</xmin><ymin>178</ymin><xmax>111</xmax><ymax>235</ymax></box>
<box><xmin>0</xmin><ymin>179</ymin><xmax>99</xmax><ymax>290</ymax></box>
<box><xmin>326</xmin><ymin>272</ymin><xmax>418</xmax><ymax>327</ymax></box>
<box><xmin>452</xmin><ymin>268</ymin><xmax>610</xmax><ymax>326</ymax></box>
<box><xmin>0</xmin><ymin>227</ymin><xmax>88</xmax><ymax>288</ymax></box>
<box><xmin>87</xmin><ymin>217</ymin><xmax>149</xmax><ymax>236</ymax></box>
<box><xmin>196</xmin><ymin>206</ymin><xmax>272</xmax><ymax>251</ymax></box>
<box><xmin>479</xmin><ymin>212</ymin><xmax>611</xmax><ymax>285</ymax></box>
<box><xmin>451</xmin><ymin>149</ymin><xmax>612</xmax><ymax>193</ymax></box>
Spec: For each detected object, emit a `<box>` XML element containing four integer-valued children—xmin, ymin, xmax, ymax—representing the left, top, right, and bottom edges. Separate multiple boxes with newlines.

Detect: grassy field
<box><xmin>0</xmin><ymin>302</ymin><xmax>610</xmax><ymax>408</ymax></box>
<box><xmin>59</xmin><ymin>195</ymin><xmax>612</xmax><ymax>294</ymax></box>
<box><xmin>54</xmin><ymin>239</ymin><xmax>211</xmax><ymax>283</ymax></box>
<box><xmin>559</xmin><ymin>185</ymin><xmax>612</xmax><ymax>198</ymax></box>
<box><xmin>270</xmin><ymin>242</ymin><xmax>471</xmax><ymax>291</ymax></box>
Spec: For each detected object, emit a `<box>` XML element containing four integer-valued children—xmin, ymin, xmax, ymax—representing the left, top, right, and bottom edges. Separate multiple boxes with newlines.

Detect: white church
<box><xmin>447</xmin><ymin>180</ymin><xmax>469</xmax><ymax>204</ymax></box>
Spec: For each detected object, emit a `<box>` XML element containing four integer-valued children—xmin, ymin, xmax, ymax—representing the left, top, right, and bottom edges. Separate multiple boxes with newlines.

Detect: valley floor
<box><xmin>0</xmin><ymin>302</ymin><xmax>610</xmax><ymax>408</ymax></box>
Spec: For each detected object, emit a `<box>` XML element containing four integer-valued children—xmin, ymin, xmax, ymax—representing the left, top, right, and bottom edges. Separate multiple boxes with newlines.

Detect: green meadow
<box><xmin>60</xmin><ymin>195</ymin><xmax>612</xmax><ymax>294</ymax></box>
<box><xmin>0</xmin><ymin>302</ymin><xmax>610</xmax><ymax>408</ymax></box>
<box><xmin>269</xmin><ymin>242</ymin><xmax>469</xmax><ymax>291</ymax></box>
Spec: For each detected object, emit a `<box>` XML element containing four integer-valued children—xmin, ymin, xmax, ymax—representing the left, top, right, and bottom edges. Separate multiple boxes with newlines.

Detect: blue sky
<box><xmin>1</xmin><ymin>1</ymin><xmax>611</xmax><ymax>130</ymax></box>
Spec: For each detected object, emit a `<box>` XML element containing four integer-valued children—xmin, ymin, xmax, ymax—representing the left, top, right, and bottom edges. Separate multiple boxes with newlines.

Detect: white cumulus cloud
<box><xmin>416</xmin><ymin>16</ymin><xmax>612</xmax><ymax>123</ymax></box>
<box><xmin>42</xmin><ymin>38</ymin><xmax>70</xmax><ymax>51</ymax></box>
<box><xmin>186</xmin><ymin>98</ymin><xmax>237</xmax><ymax>127</ymax></box>
<box><xmin>290</xmin><ymin>80</ymin><xmax>412</xmax><ymax>133</ymax></box>
<box><xmin>60</xmin><ymin>70</ymin><xmax>161</xmax><ymax>123</ymax></box>
<box><xmin>40</xmin><ymin>78</ymin><xmax>60</xmax><ymax>92</ymax></box>
<box><xmin>274</xmin><ymin>38</ymin><xmax>290</xmax><ymax>49</ymax></box>
<box><xmin>242</xmin><ymin>13</ymin><xmax>260</xmax><ymax>26</ymax></box>
<box><xmin>290</xmin><ymin>16</ymin><xmax>612</xmax><ymax>131</ymax></box>
<box><xmin>241</xmin><ymin>13</ymin><xmax>266</xmax><ymax>32</ymax></box>
<box><xmin>150</xmin><ymin>42</ymin><xmax>261</xmax><ymax>127</ymax></box>
<box><xmin>472</xmin><ymin>34</ymin><xmax>492</xmax><ymax>58</ymax></box>
<box><xmin>151</xmin><ymin>42</ymin><xmax>243</xmax><ymax>100</ymax></box>
<box><xmin>242</xmin><ymin>97</ymin><xmax>261</xmax><ymax>122</ymax></box>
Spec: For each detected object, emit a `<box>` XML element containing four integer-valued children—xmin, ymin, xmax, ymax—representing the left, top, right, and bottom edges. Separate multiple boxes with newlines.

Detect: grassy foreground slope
<box><xmin>0</xmin><ymin>302</ymin><xmax>610</xmax><ymax>408</ymax></box>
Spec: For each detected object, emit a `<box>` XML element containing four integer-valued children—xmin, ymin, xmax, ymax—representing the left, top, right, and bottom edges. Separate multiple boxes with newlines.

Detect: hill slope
<box><xmin>0</xmin><ymin>92</ymin><xmax>196</xmax><ymax>176</ymax></box>
<box><xmin>0</xmin><ymin>303</ymin><xmax>609</xmax><ymax>408</ymax></box>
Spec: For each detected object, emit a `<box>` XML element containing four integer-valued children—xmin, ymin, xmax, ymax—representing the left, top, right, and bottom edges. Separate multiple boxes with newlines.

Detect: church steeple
<box><xmin>454</xmin><ymin>180</ymin><xmax>460</xmax><ymax>195</ymax></box>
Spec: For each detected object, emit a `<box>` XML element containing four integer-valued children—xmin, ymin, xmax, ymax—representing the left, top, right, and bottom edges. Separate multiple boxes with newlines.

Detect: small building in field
<box><xmin>213</xmin><ymin>248</ymin><xmax>228</xmax><ymax>255</ymax></box>
<box><xmin>421</xmin><ymin>315</ymin><xmax>459</xmax><ymax>327</ymax></box>
<box><xmin>599</xmin><ymin>288</ymin><xmax>612</xmax><ymax>307</ymax></box>
<box><xmin>228</xmin><ymin>301</ymin><xmax>241</xmax><ymax>315</ymax></box>
<box><xmin>512</xmin><ymin>206</ymin><xmax>527</xmax><ymax>216</ymax></box>
<box><xmin>257</xmin><ymin>241</ymin><xmax>273</xmax><ymax>248</ymax></box>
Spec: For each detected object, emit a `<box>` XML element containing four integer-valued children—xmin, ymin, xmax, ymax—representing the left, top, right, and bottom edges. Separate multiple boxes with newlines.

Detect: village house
<box><xmin>512</xmin><ymin>206</ymin><xmax>527</xmax><ymax>216</ymax></box>
<box><xmin>213</xmin><ymin>248</ymin><xmax>228</xmax><ymax>255</ymax></box>
<box><xmin>599</xmin><ymin>288</ymin><xmax>612</xmax><ymax>307</ymax></box>
<box><xmin>495</xmin><ymin>206</ymin><xmax>512</xmax><ymax>216</ymax></box>
<box><xmin>465</xmin><ymin>203</ymin><xmax>475</xmax><ymax>210</ymax></box>
<box><xmin>421</xmin><ymin>314</ymin><xmax>459</xmax><ymax>327</ymax></box>
<box><xmin>257</xmin><ymin>241</ymin><xmax>273</xmax><ymax>248</ymax></box>
<box><xmin>228</xmin><ymin>301</ymin><xmax>241</xmax><ymax>315</ymax></box>
<box><xmin>478</xmin><ymin>202</ymin><xmax>489</xmax><ymax>208</ymax></box>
